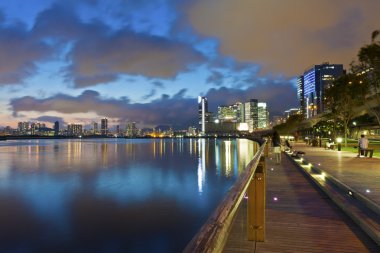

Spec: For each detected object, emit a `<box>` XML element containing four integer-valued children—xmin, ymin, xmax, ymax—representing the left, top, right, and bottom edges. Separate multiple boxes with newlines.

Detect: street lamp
<box><xmin>336</xmin><ymin>137</ymin><xmax>342</xmax><ymax>151</ymax></box>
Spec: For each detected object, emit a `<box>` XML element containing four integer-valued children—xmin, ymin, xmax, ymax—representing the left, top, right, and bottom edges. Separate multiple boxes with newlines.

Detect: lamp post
<box><xmin>337</xmin><ymin>137</ymin><xmax>342</xmax><ymax>151</ymax></box>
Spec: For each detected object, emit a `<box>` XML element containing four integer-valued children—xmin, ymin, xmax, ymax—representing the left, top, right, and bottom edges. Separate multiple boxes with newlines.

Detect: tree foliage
<box><xmin>325</xmin><ymin>74</ymin><xmax>361</xmax><ymax>146</ymax></box>
<box><xmin>351</xmin><ymin>30</ymin><xmax>380</xmax><ymax>124</ymax></box>
<box><xmin>273</xmin><ymin>114</ymin><xmax>303</xmax><ymax>135</ymax></box>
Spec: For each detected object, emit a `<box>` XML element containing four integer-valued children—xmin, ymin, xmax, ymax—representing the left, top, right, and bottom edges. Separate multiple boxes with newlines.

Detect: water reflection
<box><xmin>0</xmin><ymin>138</ymin><xmax>257</xmax><ymax>253</ymax></box>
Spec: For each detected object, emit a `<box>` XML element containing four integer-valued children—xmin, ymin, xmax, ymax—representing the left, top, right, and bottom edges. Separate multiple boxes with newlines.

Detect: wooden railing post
<box><xmin>247</xmin><ymin>156</ymin><xmax>266</xmax><ymax>241</ymax></box>
<box><xmin>264</xmin><ymin>142</ymin><xmax>269</xmax><ymax>157</ymax></box>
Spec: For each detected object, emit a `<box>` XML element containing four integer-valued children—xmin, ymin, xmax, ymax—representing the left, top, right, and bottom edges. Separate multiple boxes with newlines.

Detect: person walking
<box><xmin>272</xmin><ymin>131</ymin><xmax>281</xmax><ymax>164</ymax></box>
<box><xmin>357</xmin><ymin>134</ymin><xmax>369</xmax><ymax>157</ymax></box>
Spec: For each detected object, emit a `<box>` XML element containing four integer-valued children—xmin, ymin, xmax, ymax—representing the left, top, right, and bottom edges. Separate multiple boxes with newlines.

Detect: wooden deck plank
<box><xmin>223</xmin><ymin>154</ymin><xmax>379</xmax><ymax>252</ymax></box>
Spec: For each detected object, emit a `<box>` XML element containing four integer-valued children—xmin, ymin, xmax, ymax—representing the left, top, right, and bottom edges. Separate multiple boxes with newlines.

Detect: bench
<box><xmin>325</xmin><ymin>142</ymin><xmax>335</xmax><ymax>150</ymax></box>
<box><xmin>360</xmin><ymin>149</ymin><xmax>374</xmax><ymax>158</ymax></box>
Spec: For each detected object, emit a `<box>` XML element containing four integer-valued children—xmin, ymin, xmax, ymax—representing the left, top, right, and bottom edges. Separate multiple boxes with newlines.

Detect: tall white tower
<box><xmin>198</xmin><ymin>96</ymin><xmax>208</xmax><ymax>134</ymax></box>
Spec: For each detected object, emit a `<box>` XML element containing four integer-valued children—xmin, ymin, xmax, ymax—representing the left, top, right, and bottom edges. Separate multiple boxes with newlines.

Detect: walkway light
<box><xmin>337</xmin><ymin>137</ymin><xmax>342</xmax><ymax>151</ymax></box>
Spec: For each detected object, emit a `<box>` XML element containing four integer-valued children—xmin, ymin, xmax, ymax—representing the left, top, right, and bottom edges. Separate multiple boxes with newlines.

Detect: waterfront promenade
<box><xmin>223</xmin><ymin>145</ymin><xmax>379</xmax><ymax>252</ymax></box>
<box><xmin>291</xmin><ymin>142</ymin><xmax>380</xmax><ymax>204</ymax></box>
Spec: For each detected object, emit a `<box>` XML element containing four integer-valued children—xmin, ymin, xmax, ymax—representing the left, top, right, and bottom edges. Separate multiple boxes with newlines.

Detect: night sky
<box><xmin>0</xmin><ymin>0</ymin><xmax>379</xmax><ymax>129</ymax></box>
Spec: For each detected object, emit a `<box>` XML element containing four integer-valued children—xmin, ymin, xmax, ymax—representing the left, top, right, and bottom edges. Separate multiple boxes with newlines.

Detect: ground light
<box><xmin>336</xmin><ymin>137</ymin><xmax>342</xmax><ymax>151</ymax></box>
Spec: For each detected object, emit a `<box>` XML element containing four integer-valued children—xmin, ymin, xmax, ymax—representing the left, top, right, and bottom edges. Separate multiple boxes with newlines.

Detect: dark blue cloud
<box><xmin>0</xmin><ymin>21</ymin><xmax>52</xmax><ymax>85</ymax></box>
<box><xmin>30</xmin><ymin>3</ymin><xmax>206</xmax><ymax>88</ymax></box>
<box><xmin>31</xmin><ymin>116</ymin><xmax>65</xmax><ymax>125</ymax></box>
<box><xmin>206</xmin><ymin>71</ymin><xmax>224</xmax><ymax>86</ymax></box>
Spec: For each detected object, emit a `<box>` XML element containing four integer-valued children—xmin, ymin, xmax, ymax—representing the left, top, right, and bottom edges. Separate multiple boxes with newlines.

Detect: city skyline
<box><xmin>0</xmin><ymin>0</ymin><xmax>379</xmax><ymax>128</ymax></box>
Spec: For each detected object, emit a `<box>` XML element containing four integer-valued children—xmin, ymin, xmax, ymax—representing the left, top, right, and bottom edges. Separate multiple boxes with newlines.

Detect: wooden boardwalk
<box><xmin>223</xmin><ymin>153</ymin><xmax>379</xmax><ymax>252</ymax></box>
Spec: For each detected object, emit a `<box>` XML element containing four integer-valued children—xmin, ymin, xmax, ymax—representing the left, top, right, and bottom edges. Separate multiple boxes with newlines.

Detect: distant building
<box><xmin>187</xmin><ymin>126</ymin><xmax>197</xmax><ymax>136</ymax></box>
<box><xmin>67</xmin><ymin>124</ymin><xmax>83</xmax><ymax>136</ymax></box>
<box><xmin>284</xmin><ymin>108</ymin><xmax>301</xmax><ymax>118</ymax></box>
<box><xmin>101</xmin><ymin>118</ymin><xmax>108</xmax><ymax>135</ymax></box>
<box><xmin>217</xmin><ymin>102</ymin><xmax>244</xmax><ymax>123</ymax></box>
<box><xmin>54</xmin><ymin>121</ymin><xmax>59</xmax><ymax>136</ymax></box>
<box><xmin>126</xmin><ymin>122</ymin><xmax>138</xmax><ymax>137</ymax></box>
<box><xmin>17</xmin><ymin>122</ymin><xmax>29</xmax><ymax>135</ymax></box>
<box><xmin>257</xmin><ymin>102</ymin><xmax>269</xmax><ymax>129</ymax></box>
<box><xmin>93</xmin><ymin>122</ymin><xmax>98</xmax><ymax>134</ymax></box>
<box><xmin>301</xmin><ymin>62</ymin><xmax>344</xmax><ymax>118</ymax></box>
<box><xmin>198</xmin><ymin>96</ymin><xmax>209</xmax><ymax>134</ymax></box>
<box><xmin>244</xmin><ymin>99</ymin><xmax>258</xmax><ymax>132</ymax></box>
<box><xmin>297</xmin><ymin>75</ymin><xmax>305</xmax><ymax>117</ymax></box>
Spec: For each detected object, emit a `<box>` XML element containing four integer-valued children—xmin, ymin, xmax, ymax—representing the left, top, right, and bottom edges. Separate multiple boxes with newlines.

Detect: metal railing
<box><xmin>183</xmin><ymin>139</ymin><xmax>267</xmax><ymax>253</ymax></box>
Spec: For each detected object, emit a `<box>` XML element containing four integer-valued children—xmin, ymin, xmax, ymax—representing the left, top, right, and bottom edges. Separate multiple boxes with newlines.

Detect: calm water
<box><xmin>0</xmin><ymin>138</ymin><xmax>257</xmax><ymax>253</ymax></box>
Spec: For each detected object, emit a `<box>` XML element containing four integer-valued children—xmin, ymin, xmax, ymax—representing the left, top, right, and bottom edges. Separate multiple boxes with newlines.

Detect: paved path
<box><xmin>292</xmin><ymin>142</ymin><xmax>380</xmax><ymax>205</ymax></box>
<box><xmin>223</xmin><ymin>153</ymin><xmax>379</xmax><ymax>252</ymax></box>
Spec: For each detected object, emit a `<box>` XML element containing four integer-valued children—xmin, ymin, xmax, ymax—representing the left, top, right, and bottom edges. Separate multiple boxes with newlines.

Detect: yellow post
<box><xmin>247</xmin><ymin>156</ymin><xmax>266</xmax><ymax>241</ymax></box>
<box><xmin>264</xmin><ymin>142</ymin><xmax>269</xmax><ymax>157</ymax></box>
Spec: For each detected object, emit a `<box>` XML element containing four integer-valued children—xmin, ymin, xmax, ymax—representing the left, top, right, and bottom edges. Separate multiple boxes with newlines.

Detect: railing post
<box><xmin>247</xmin><ymin>156</ymin><xmax>266</xmax><ymax>241</ymax></box>
<box><xmin>264</xmin><ymin>142</ymin><xmax>269</xmax><ymax>157</ymax></box>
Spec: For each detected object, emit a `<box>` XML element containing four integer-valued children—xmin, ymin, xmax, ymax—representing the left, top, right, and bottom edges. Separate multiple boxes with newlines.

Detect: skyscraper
<box><xmin>297</xmin><ymin>75</ymin><xmax>305</xmax><ymax>117</ymax></box>
<box><xmin>101</xmin><ymin>118</ymin><xmax>108</xmax><ymax>136</ymax></box>
<box><xmin>198</xmin><ymin>96</ymin><xmax>208</xmax><ymax>134</ymax></box>
<box><xmin>93</xmin><ymin>122</ymin><xmax>98</xmax><ymax>134</ymax></box>
<box><xmin>54</xmin><ymin>121</ymin><xmax>59</xmax><ymax>136</ymax></box>
<box><xmin>302</xmin><ymin>63</ymin><xmax>344</xmax><ymax>118</ymax></box>
<box><xmin>257</xmin><ymin>102</ymin><xmax>269</xmax><ymax>129</ymax></box>
<box><xmin>126</xmin><ymin>122</ymin><xmax>137</xmax><ymax>137</ymax></box>
<box><xmin>244</xmin><ymin>99</ymin><xmax>258</xmax><ymax>132</ymax></box>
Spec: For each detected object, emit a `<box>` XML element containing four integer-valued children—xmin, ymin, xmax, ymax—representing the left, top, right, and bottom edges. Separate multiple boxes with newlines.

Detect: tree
<box><xmin>351</xmin><ymin>30</ymin><xmax>380</xmax><ymax>125</ymax></box>
<box><xmin>325</xmin><ymin>74</ymin><xmax>361</xmax><ymax>147</ymax></box>
<box><xmin>273</xmin><ymin>114</ymin><xmax>303</xmax><ymax>135</ymax></box>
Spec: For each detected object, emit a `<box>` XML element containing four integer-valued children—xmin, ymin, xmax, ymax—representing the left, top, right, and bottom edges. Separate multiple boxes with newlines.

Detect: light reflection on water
<box><xmin>0</xmin><ymin>138</ymin><xmax>257</xmax><ymax>253</ymax></box>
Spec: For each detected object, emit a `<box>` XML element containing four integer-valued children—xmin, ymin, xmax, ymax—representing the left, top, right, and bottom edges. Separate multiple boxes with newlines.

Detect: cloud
<box><xmin>0</xmin><ymin>22</ymin><xmax>52</xmax><ymax>85</ymax></box>
<box><xmin>152</xmin><ymin>81</ymin><xmax>164</xmax><ymax>88</ymax></box>
<box><xmin>141</xmin><ymin>89</ymin><xmax>156</xmax><ymax>100</ymax></box>
<box><xmin>30</xmin><ymin>3</ymin><xmax>206</xmax><ymax>88</ymax></box>
<box><xmin>68</xmin><ymin>30</ymin><xmax>205</xmax><ymax>87</ymax></box>
<box><xmin>186</xmin><ymin>0</ymin><xmax>380</xmax><ymax>76</ymax></box>
<box><xmin>10</xmin><ymin>90</ymin><xmax>197</xmax><ymax>128</ymax></box>
<box><xmin>31</xmin><ymin>116</ymin><xmax>66</xmax><ymax>125</ymax></box>
<box><xmin>206</xmin><ymin>70</ymin><xmax>224</xmax><ymax>86</ymax></box>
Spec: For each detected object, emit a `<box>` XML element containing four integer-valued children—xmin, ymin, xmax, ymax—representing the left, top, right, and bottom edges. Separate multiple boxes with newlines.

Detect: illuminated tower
<box><xmin>297</xmin><ymin>75</ymin><xmax>305</xmax><ymax>117</ymax></box>
<box><xmin>101</xmin><ymin>118</ymin><xmax>108</xmax><ymax>136</ymax></box>
<box><xmin>198</xmin><ymin>96</ymin><xmax>208</xmax><ymax>134</ymax></box>
<box><xmin>244</xmin><ymin>99</ymin><xmax>258</xmax><ymax>132</ymax></box>
<box><xmin>257</xmin><ymin>102</ymin><xmax>269</xmax><ymax>129</ymax></box>
<box><xmin>54</xmin><ymin>121</ymin><xmax>59</xmax><ymax>136</ymax></box>
<box><xmin>303</xmin><ymin>62</ymin><xmax>344</xmax><ymax>118</ymax></box>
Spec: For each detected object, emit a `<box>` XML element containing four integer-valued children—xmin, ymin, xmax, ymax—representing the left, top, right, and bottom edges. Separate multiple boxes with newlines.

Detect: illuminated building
<box><xmin>54</xmin><ymin>121</ymin><xmax>59</xmax><ymax>136</ymax></box>
<box><xmin>284</xmin><ymin>108</ymin><xmax>300</xmax><ymax>118</ymax></box>
<box><xmin>198</xmin><ymin>96</ymin><xmax>209</xmax><ymax>134</ymax></box>
<box><xmin>17</xmin><ymin>122</ymin><xmax>29</xmax><ymax>135</ymax></box>
<box><xmin>302</xmin><ymin>62</ymin><xmax>344</xmax><ymax>118</ymax></box>
<box><xmin>257</xmin><ymin>102</ymin><xmax>269</xmax><ymax>129</ymax></box>
<box><xmin>126</xmin><ymin>122</ymin><xmax>138</xmax><ymax>137</ymax></box>
<box><xmin>217</xmin><ymin>102</ymin><xmax>244</xmax><ymax>123</ymax></box>
<box><xmin>93</xmin><ymin>122</ymin><xmax>98</xmax><ymax>134</ymax></box>
<box><xmin>67</xmin><ymin>124</ymin><xmax>83</xmax><ymax>136</ymax></box>
<box><xmin>297</xmin><ymin>75</ymin><xmax>305</xmax><ymax>116</ymax></box>
<box><xmin>244</xmin><ymin>99</ymin><xmax>258</xmax><ymax>132</ymax></box>
<box><xmin>101</xmin><ymin>118</ymin><xmax>108</xmax><ymax>135</ymax></box>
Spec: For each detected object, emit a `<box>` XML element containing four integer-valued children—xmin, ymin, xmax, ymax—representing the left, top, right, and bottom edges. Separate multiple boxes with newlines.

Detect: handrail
<box><xmin>183</xmin><ymin>139</ymin><xmax>267</xmax><ymax>253</ymax></box>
